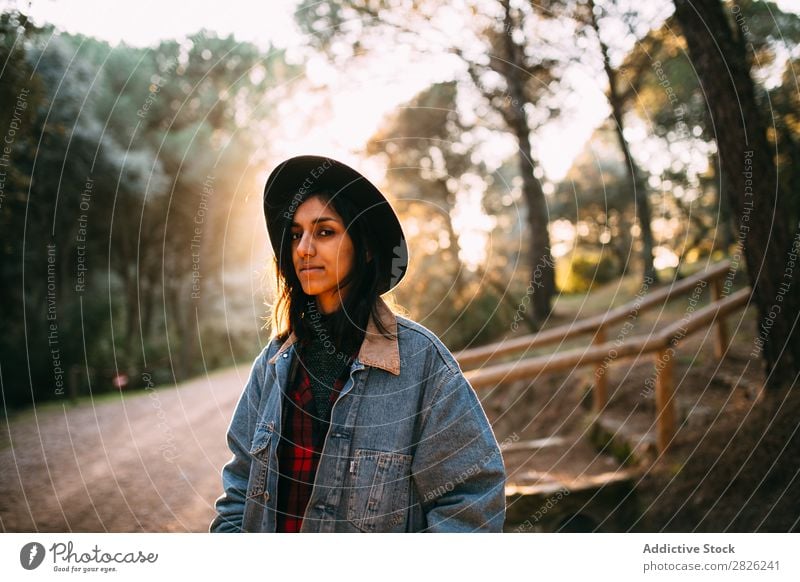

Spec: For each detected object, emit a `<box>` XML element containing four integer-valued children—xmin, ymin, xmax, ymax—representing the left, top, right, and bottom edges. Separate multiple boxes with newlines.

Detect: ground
<box><xmin>0</xmin><ymin>367</ymin><xmax>245</xmax><ymax>532</ymax></box>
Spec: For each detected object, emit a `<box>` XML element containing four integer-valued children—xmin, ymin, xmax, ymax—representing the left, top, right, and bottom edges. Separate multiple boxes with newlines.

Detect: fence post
<box><xmin>593</xmin><ymin>325</ymin><xmax>608</xmax><ymax>413</ymax></box>
<box><xmin>655</xmin><ymin>348</ymin><xmax>676</xmax><ymax>453</ymax></box>
<box><xmin>711</xmin><ymin>278</ymin><xmax>729</xmax><ymax>359</ymax></box>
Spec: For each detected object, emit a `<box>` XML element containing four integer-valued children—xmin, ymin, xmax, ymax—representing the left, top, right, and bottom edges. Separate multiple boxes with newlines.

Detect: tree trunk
<box><xmin>435</xmin><ymin>178</ymin><xmax>467</xmax><ymax>300</ymax></box>
<box><xmin>165</xmin><ymin>279</ymin><xmax>194</xmax><ymax>381</ymax></box>
<box><xmin>124</xmin><ymin>270</ymin><xmax>141</xmax><ymax>368</ymax></box>
<box><xmin>588</xmin><ymin>0</ymin><xmax>658</xmax><ymax>285</ymax></box>
<box><xmin>673</xmin><ymin>0</ymin><xmax>799</xmax><ymax>390</ymax></box>
<box><xmin>502</xmin><ymin>0</ymin><xmax>555</xmax><ymax>323</ymax></box>
<box><xmin>610</xmin><ymin>95</ymin><xmax>659</xmax><ymax>285</ymax></box>
<box><xmin>711</xmin><ymin>154</ymin><xmax>735</xmax><ymax>250</ymax></box>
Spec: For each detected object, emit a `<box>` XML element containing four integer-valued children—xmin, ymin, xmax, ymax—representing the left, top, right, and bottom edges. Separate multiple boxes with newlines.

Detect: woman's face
<box><xmin>291</xmin><ymin>195</ymin><xmax>355</xmax><ymax>314</ymax></box>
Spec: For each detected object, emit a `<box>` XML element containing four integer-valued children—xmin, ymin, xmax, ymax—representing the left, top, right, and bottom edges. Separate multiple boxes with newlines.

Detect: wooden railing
<box><xmin>457</xmin><ymin>261</ymin><xmax>750</xmax><ymax>453</ymax></box>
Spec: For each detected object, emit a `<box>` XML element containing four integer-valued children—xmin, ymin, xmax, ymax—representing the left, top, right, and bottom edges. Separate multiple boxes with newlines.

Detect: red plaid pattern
<box><xmin>276</xmin><ymin>357</ymin><xmax>348</xmax><ymax>533</ymax></box>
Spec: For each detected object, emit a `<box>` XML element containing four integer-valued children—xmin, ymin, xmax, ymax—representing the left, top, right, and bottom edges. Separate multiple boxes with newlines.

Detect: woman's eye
<box><xmin>290</xmin><ymin>232</ymin><xmax>301</xmax><ymax>241</ymax></box>
<box><xmin>318</xmin><ymin>228</ymin><xmax>334</xmax><ymax>237</ymax></box>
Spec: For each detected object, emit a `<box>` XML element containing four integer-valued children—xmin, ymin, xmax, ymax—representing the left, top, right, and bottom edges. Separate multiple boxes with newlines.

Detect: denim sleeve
<box><xmin>209</xmin><ymin>345</ymin><xmax>271</xmax><ymax>533</ymax></box>
<box><xmin>411</xmin><ymin>368</ymin><xmax>507</xmax><ymax>532</ymax></box>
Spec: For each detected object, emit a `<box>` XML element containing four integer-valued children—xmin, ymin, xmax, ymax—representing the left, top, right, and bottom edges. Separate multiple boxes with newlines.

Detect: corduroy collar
<box><xmin>267</xmin><ymin>296</ymin><xmax>401</xmax><ymax>376</ymax></box>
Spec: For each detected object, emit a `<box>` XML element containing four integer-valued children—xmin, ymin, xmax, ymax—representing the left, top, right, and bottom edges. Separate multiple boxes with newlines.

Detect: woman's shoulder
<box><xmin>394</xmin><ymin>314</ymin><xmax>461</xmax><ymax>377</ymax></box>
<box><xmin>250</xmin><ymin>334</ymin><xmax>288</xmax><ymax>367</ymax></box>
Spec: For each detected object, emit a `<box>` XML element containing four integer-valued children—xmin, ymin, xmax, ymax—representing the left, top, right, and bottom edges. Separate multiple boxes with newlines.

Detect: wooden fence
<box><xmin>456</xmin><ymin>261</ymin><xmax>750</xmax><ymax>453</ymax></box>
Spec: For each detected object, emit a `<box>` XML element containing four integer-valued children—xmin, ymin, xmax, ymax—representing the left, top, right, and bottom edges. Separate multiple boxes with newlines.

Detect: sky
<box><xmin>12</xmin><ymin>0</ymin><xmax>301</xmax><ymax>50</ymax></box>
<box><xmin>11</xmin><ymin>0</ymin><xmax>798</xmax><ymax>49</ymax></box>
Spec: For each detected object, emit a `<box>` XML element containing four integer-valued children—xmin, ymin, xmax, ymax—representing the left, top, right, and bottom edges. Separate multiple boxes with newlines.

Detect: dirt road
<box><xmin>0</xmin><ymin>366</ymin><xmax>248</xmax><ymax>532</ymax></box>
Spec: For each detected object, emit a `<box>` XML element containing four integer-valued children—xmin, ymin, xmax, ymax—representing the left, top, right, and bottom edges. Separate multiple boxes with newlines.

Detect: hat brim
<box><xmin>263</xmin><ymin>155</ymin><xmax>408</xmax><ymax>293</ymax></box>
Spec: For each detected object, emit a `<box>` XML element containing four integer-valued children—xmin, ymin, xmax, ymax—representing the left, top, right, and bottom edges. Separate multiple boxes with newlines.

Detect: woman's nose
<box><xmin>296</xmin><ymin>232</ymin><xmax>315</xmax><ymax>256</ymax></box>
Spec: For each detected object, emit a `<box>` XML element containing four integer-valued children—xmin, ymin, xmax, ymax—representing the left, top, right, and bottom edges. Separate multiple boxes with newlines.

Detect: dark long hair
<box><xmin>271</xmin><ymin>189</ymin><xmax>394</xmax><ymax>356</ymax></box>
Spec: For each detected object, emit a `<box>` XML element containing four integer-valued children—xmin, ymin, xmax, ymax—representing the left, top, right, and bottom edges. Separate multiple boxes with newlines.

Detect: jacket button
<box><xmin>282</xmin><ymin>353</ymin><xmax>288</xmax><ymax>358</ymax></box>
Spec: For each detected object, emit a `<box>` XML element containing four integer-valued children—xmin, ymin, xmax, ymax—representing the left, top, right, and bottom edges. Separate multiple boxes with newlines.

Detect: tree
<box><xmin>366</xmin><ymin>82</ymin><xmax>470</xmax><ymax>299</ymax></box>
<box><xmin>0</xmin><ymin>14</ymin><xmax>301</xmax><ymax>406</ymax></box>
<box><xmin>552</xmin><ymin>125</ymin><xmax>636</xmax><ymax>273</ymax></box>
<box><xmin>66</xmin><ymin>30</ymin><xmax>300</xmax><ymax>379</ymax></box>
<box><xmin>673</xmin><ymin>0</ymin><xmax>799</xmax><ymax>389</ymax></box>
<box><xmin>295</xmin><ymin>0</ymin><xmax>561</xmax><ymax>324</ymax></box>
<box><xmin>365</xmin><ymin>81</ymin><xmax>526</xmax><ymax>343</ymax></box>
<box><xmin>624</xmin><ymin>1</ymin><xmax>800</xmax><ymax>256</ymax></box>
<box><xmin>535</xmin><ymin>0</ymin><xmax>663</xmax><ymax>283</ymax></box>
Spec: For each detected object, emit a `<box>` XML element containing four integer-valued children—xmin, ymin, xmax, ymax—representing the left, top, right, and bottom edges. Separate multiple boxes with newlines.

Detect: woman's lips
<box><xmin>299</xmin><ymin>266</ymin><xmax>324</xmax><ymax>273</ymax></box>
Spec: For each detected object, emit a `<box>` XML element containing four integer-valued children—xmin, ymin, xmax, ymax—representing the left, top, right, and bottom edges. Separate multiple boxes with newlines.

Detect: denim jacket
<box><xmin>209</xmin><ymin>298</ymin><xmax>506</xmax><ymax>532</ymax></box>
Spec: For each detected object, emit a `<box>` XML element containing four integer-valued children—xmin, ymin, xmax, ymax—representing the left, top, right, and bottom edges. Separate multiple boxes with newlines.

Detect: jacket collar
<box><xmin>267</xmin><ymin>296</ymin><xmax>401</xmax><ymax>376</ymax></box>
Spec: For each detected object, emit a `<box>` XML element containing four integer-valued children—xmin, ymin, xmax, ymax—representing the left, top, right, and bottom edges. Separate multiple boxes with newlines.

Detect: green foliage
<box><xmin>437</xmin><ymin>284</ymin><xmax>513</xmax><ymax>351</ymax></box>
<box><xmin>369</xmin><ymin>81</ymin><xmax>502</xmax><ymax>345</ymax></box>
<box><xmin>557</xmin><ymin>247</ymin><xmax>619</xmax><ymax>294</ymax></box>
<box><xmin>768</xmin><ymin>56</ymin><xmax>800</xmax><ymax>230</ymax></box>
<box><xmin>0</xmin><ymin>11</ymin><xmax>300</xmax><ymax>408</ymax></box>
<box><xmin>627</xmin><ymin>1</ymin><xmax>800</xmax><ymax>142</ymax></box>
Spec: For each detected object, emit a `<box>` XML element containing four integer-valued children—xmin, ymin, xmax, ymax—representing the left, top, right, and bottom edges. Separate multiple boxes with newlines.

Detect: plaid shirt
<box><xmin>276</xmin><ymin>353</ymin><xmax>349</xmax><ymax>533</ymax></box>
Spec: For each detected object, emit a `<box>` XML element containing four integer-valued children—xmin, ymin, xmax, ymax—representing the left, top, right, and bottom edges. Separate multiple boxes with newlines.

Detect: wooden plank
<box><xmin>456</xmin><ymin>260</ymin><xmax>732</xmax><ymax>370</ymax></box>
<box><xmin>465</xmin><ymin>290</ymin><xmax>752</xmax><ymax>464</ymax></box>
<box><xmin>463</xmin><ymin>288</ymin><xmax>750</xmax><ymax>391</ymax></box>
<box><xmin>462</xmin><ymin>280</ymin><xmax>750</xmax><ymax>456</ymax></box>
<box><xmin>658</xmin><ymin>288</ymin><xmax>750</xmax><ymax>346</ymax></box>
<box><xmin>655</xmin><ymin>348</ymin><xmax>676</xmax><ymax>453</ymax></box>
<box><xmin>711</xmin><ymin>278</ymin><xmax>730</xmax><ymax>358</ymax></box>
<box><xmin>501</xmin><ymin>436</ymin><xmax>569</xmax><ymax>453</ymax></box>
<box><xmin>464</xmin><ymin>334</ymin><xmax>666</xmax><ymax>390</ymax></box>
<box><xmin>592</xmin><ymin>325</ymin><xmax>608</xmax><ymax>413</ymax></box>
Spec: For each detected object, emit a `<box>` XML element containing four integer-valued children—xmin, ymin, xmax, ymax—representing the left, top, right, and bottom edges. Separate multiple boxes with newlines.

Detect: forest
<box><xmin>1</xmin><ymin>0</ymin><xmax>798</xmax><ymax>407</ymax></box>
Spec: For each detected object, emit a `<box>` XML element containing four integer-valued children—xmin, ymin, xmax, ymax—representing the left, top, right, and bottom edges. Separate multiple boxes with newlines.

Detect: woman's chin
<box><xmin>300</xmin><ymin>284</ymin><xmax>328</xmax><ymax>298</ymax></box>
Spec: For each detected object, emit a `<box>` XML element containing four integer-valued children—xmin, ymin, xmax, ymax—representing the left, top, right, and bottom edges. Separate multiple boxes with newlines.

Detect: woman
<box><xmin>210</xmin><ymin>155</ymin><xmax>506</xmax><ymax>533</ymax></box>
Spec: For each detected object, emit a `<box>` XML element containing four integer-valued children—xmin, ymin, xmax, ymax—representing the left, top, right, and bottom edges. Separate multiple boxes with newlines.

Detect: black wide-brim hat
<box><xmin>263</xmin><ymin>155</ymin><xmax>408</xmax><ymax>293</ymax></box>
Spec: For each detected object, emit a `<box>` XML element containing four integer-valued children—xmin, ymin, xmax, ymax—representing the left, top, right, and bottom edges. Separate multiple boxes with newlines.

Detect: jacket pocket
<box><xmin>347</xmin><ymin>449</ymin><xmax>412</xmax><ymax>533</ymax></box>
<box><xmin>246</xmin><ymin>421</ymin><xmax>274</xmax><ymax>497</ymax></box>
<box><xmin>243</xmin><ymin>420</ymin><xmax>274</xmax><ymax>530</ymax></box>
